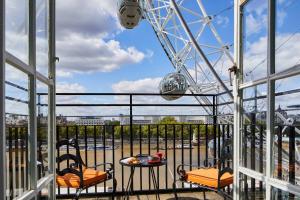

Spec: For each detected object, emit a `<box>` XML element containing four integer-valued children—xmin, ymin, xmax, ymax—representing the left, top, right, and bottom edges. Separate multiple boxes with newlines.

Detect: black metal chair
<box><xmin>173</xmin><ymin>139</ymin><xmax>233</xmax><ymax>200</ymax></box>
<box><xmin>56</xmin><ymin>138</ymin><xmax>117</xmax><ymax>200</ymax></box>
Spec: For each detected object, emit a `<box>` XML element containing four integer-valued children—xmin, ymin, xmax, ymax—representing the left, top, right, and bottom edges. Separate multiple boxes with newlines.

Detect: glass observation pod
<box><xmin>117</xmin><ymin>0</ymin><xmax>143</xmax><ymax>29</ymax></box>
<box><xmin>233</xmin><ymin>0</ymin><xmax>300</xmax><ymax>199</ymax></box>
<box><xmin>1</xmin><ymin>0</ymin><xmax>56</xmax><ymax>199</ymax></box>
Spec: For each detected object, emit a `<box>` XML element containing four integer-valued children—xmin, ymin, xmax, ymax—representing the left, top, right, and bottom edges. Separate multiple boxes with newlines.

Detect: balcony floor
<box><xmin>80</xmin><ymin>192</ymin><xmax>223</xmax><ymax>200</ymax></box>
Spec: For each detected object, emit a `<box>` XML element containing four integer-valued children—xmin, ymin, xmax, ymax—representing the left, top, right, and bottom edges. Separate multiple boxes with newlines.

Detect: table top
<box><xmin>119</xmin><ymin>155</ymin><xmax>167</xmax><ymax>167</ymax></box>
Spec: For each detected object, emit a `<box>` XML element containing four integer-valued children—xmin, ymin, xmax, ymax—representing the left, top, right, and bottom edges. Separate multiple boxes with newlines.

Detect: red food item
<box><xmin>155</xmin><ymin>152</ymin><xmax>164</xmax><ymax>159</ymax></box>
<box><xmin>147</xmin><ymin>155</ymin><xmax>161</xmax><ymax>164</ymax></box>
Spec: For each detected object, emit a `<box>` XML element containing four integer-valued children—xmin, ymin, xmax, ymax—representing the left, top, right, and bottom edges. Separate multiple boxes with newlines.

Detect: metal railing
<box><xmin>55</xmin><ymin>123</ymin><xmax>233</xmax><ymax>198</ymax></box>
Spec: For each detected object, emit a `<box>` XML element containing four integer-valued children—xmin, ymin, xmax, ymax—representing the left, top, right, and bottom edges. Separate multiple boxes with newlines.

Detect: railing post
<box><xmin>213</xmin><ymin>95</ymin><xmax>217</xmax><ymax>165</ymax></box>
<box><xmin>250</xmin><ymin>113</ymin><xmax>256</xmax><ymax>198</ymax></box>
<box><xmin>129</xmin><ymin>94</ymin><xmax>133</xmax><ymax>192</ymax></box>
<box><xmin>289</xmin><ymin>126</ymin><xmax>295</xmax><ymax>199</ymax></box>
<box><xmin>130</xmin><ymin>94</ymin><xmax>133</xmax><ymax>157</ymax></box>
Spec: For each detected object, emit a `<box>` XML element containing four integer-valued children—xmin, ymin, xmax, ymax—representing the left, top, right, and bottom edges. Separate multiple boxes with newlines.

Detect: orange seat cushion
<box><xmin>56</xmin><ymin>168</ymin><xmax>107</xmax><ymax>188</ymax></box>
<box><xmin>185</xmin><ymin>168</ymin><xmax>233</xmax><ymax>188</ymax></box>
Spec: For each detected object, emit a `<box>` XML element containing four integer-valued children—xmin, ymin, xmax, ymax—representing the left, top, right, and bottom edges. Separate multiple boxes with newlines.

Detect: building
<box><xmin>75</xmin><ymin>117</ymin><xmax>105</xmax><ymax>126</ymax></box>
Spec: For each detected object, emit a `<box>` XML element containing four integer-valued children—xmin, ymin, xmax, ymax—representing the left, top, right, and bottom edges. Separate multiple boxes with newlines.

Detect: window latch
<box><xmin>228</xmin><ymin>65</ymin><xmax>237</xmax><ymax>86</ymax></box>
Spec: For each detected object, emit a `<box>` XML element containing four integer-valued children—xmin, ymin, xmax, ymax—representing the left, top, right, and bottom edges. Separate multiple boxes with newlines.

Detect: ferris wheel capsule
<box><xmin>117</xmin><ymin>0</ymin><xmax>142</xmax><ymax>29</ymax></box>
<box><xmin>159</xmin><ymin>73</ymin><xmax>188</xmax><ymax>101</ymax></box>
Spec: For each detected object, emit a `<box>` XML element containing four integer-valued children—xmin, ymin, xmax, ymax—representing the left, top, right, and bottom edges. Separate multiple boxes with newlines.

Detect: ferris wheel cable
<box><xmin>177</xmin><ymin>4</ymin><xmax>203</xmax><ymax>17</ymax></box>
<box><xmin>247</xmin><ymin>27</ymin><xmax>300</xmax><ymax>75</ymax></box>
<box><xmin>211</xmin><ymin>4</ymin><xmax>234</xmax><ymax>19</ymax></box>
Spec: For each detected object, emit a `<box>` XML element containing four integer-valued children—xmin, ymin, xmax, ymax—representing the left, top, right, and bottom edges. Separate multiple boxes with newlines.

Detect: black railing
<box><xmin>55</xmin><ymin>123</ymin><xmax>233</xmax><ymax>198</ymax></box>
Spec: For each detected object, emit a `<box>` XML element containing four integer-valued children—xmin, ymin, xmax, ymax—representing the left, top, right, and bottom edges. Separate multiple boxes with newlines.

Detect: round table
<box><xmin>119</xmin><ymin>155</ymin><xmax>167</xmax><ymax>200</ymax></box>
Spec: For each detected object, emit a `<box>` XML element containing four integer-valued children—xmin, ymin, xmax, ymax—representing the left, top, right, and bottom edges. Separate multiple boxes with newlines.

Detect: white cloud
<box><xmin>56</xmin><ymin>0</ymin><xmax>147</xmax><ymax>75</ymax></box>
<box><xmin>112</xmin><ymin>77</ymin><xmax>162</xmax><ymax>93</ymax></box>
<box><xmin>57</xmin><ymin>36</ymin><xmax>145</xmax><ymax>73</ymax></box>
<box><xmin>56</xmin><ymin>0</ymin><xmax>120</xmax><ymax>39</ymax></box>
<box><xmin>244</xmin><ymin>33</ymin><xmax>300</xmax><ymax>79</ymax></box>
<box><xmin>57</xmin><ymin>82</ymin><xmax>86</xmax><ymax>93</ymax></box>
<box><xmin>216</xmin><ymin>16</ymin><xmax>229</xmax><ymax>28</ymax></box>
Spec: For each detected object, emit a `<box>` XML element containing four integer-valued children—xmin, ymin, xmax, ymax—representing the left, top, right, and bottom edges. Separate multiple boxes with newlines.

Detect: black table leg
<box><xmin>150</xmin><ymin>167</ymin><xmax>160</xmax><ymax>200</ymax></box>
<box><xmin>123</xmin><ymin>167</ymin><xmax>135</xmax><ymax>200</ymax></box>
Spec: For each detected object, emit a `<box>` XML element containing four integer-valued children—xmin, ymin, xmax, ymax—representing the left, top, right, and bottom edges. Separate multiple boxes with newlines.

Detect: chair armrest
<box><xmin>88</xmin><ymin>162</ymin><xmax>114</xmax><ymax>175</ymax></box>
<box><xmin>176</xmin><ymin>164</ymin><xmax>202</xmax><ymax>178</ymax></box>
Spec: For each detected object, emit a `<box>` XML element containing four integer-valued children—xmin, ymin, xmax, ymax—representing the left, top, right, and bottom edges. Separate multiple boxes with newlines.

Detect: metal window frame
<box><xmin>234</xmin><ymin>0</ymin><xmax>300</xmax><ymax>199</ymax></box>
<box><xmin>0</xmin><ymin>0</ymin><xmax>6</xmax><ymax>199</ymax></box>
<box><xmin>2</xmin><ymin>0</ymin><xmax>56</xmax><ymax>199</ymax></box>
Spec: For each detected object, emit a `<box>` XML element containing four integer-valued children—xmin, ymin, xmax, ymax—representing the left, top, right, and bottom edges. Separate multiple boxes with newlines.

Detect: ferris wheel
<box><xmin>118</xmin><ymin>0</ymin><xmax>235</xmax><ymax>120</ymax></box>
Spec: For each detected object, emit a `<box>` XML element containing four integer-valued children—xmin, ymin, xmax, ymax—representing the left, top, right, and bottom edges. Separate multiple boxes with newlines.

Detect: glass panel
<box><xmin>5</xmin><ymin>64</ymin><xmax>30</xmax><ymax>199</ymax></box>
<box><xmin>272</xmin><ymin>187</ymin><xmax>300</xmax><ymax>200</ymax></box>
<box><xmin>36</xmin><ymin>0</ymin><xmax>49</xmax><ymax>76</ymax></box>
<box><xmin>275</xmin><ymin>0</ymin><xmax>300</xmax><ymax>73</ymax></box>
<box><xmin>5</xmin><ymin>0</ymin><xmax>29</xmax><ymax>63</ymax></box>
<box><xmin>239</xmin><ymin>173</ymin><xmax>266</xmax><ymax>199</ymax></box>
<box><xmin>242</xmin><ymin>0</ymin><xmax>268</xmax><ymax>83</ymax></box>
<box><xmin>273</xmin><ymin>76</ymin><xmax>300</xmax><ymax>186</ymax></box>
<box><xmin>37</xmin><ymin>81</ymin><xmax>49</xmax><ymax>179</ymax></box>
<box><xmin>37</xmin><ymin>184</ymin><xmax>50</xmax><ymax>200</ymax></box>
<box><xmin>241</xmin><ymin>84</ymin><xmax>267</xmax><ymax>174</ymax></box>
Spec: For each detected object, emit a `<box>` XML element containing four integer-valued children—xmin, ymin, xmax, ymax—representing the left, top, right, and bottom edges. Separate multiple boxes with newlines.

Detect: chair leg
<box><xmin>74</xmin><ymin>188</ymin><xmax>82</xmax><ymax>200</ymax></box>
<box><xmin>173</xmin><ymin>181</ymin><xmax>178</xmax><ymax>200</ymax></box>
<box><xmin>203</xmin><ymin>191</ymin><xmax>206</xmax><ymax>200</ymax></box>
<box><xmin>111</xmin><ymin>178</ymin><xmax>117</xmax><ymax>200</ymax></box>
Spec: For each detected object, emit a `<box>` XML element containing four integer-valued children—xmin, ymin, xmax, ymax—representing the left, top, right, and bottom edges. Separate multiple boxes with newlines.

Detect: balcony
<box><xmin>5</xmin><ymin>90</ymin><xmax>300</xmax><ymax>199</ymax></box>
<box><xmin>2</xmin><ymin>0</ymin><xmax>300</xmax><ymax>199</ymax></box>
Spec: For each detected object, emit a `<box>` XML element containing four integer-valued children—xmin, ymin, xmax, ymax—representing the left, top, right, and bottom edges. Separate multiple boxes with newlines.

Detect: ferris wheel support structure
<box><xmin>143</xmin><ymin>0</ymin><xmax>235</xmax><ymax>122</ymax></box>
<box><xmin>170</xmin><ymin>0</ymin><xmax>233</xmax><ymax>99</ymax></box>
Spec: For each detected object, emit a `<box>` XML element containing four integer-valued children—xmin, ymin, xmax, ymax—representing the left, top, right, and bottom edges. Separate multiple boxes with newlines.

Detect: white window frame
<box><xmin>233</xmin><ymin>0</ymin><xmax>300</xmax><ymax>199</ymax></box>
<box><xmin>0</xmin><ymin>0</ymin><xmax>56</xmax><ymax>199</ymax></box>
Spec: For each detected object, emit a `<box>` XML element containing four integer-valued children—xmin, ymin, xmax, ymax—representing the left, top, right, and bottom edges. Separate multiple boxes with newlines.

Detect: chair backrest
<box><xmin>220</xmin><ymin>138</ymin><xmax>233</xmax><ymax>163</ymax></box>
<box><xmin>56</xmin><ymin>138</ymin><xmax>85</xmax><ymax>188</ymax></box>
<box><xmin>218</xmin><ymin>138</ymin><xmax>233</xmax><ymax>188</ymax></box>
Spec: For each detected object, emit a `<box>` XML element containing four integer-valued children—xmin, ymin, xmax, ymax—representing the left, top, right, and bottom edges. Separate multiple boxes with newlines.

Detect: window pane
<box><xmin>5</xmin><ymin>0</ymin><xmax>29</xmax><ymax>63</ymax></box>
<box><xmin>5</xmin><ymin>64</ymin><xmax>30</xmax><ymax>198</ymax></box>
<box><xmin>36</xmin><ymin>0</ymin><xmax>49</xmax><ymax>76</ymax></box>
<box><xmin>241</xmin><ymin>84</ymin><xmax>267</xmax><ymax>174</ymax></box>
<box><xmin>272</xmin><ymin>187</ymin><xmax>300</xmax><ymax>200</ymax></box>
<box><xmin>242</xmin><ymin>0</ymin><xmax>268</xmax><ymax>83</ymax></box>
<box><xmin>239</xmin><ymin>173</ymin><xmax>266</xmax><ymax>199</ymax></box>
<box><xmin>275</xmin><ymin>0</ymin><xmax>300</xmax><ymax>73</ymax></box>
<box><xmin>37</xmin><ymin>80</ymin><xmax>49</xmax><ymax>179</ymax></box>
<box><xmin>273</xmin><ymin>76</ymin><xmax>300</xmax><ymax>186</ymax></box>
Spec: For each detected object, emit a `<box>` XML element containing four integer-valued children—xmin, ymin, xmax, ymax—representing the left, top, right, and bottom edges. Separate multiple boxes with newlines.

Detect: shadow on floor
<box><xmin>166</xmin><ymin>198</ymin><xmax>200</xmax><ymax>200</ymax></box>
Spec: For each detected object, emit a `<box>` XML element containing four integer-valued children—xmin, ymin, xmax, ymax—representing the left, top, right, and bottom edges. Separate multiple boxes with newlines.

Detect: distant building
<box><xmin>178</xmin><ymin>116</ymin><xmax>187</xmax><ymax>123</ymax></box>
<box><xmin>56</xmin><ymin>115</ymin><xmax>67</xmax><ymax>125</ymax></box>
<box><xmin>75</xmin><ymin>117</ymin><xmax>104</xmax><ymax>126</ymax></box>
<box><xmin>6</xmin><ymin>114</ymin><xmax>28</xmax><ymax>126</ymax></box>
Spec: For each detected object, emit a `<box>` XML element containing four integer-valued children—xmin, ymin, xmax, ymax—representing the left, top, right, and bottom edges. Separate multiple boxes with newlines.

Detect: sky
<box><xmin>4</xmin><ymin>0</ymin><xmax>300</xmax><ymax>117</ymax></box>
<box><xmin>54</xmin><ymin>0</ymin><xmax>234</xmax><ymax>94</ymax></box>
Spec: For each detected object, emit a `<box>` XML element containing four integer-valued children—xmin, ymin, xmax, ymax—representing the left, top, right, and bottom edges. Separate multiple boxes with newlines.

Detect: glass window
<box><xmin>5</xmin><ymin>64</ymin><xmax>30</xmax><ymax>199</ymax></box>
<box><xmin>275</xmin><ymin>0</ymin><xmax>300</xmax><ymax>73</ymax></box>
<box><xmin>239</xmin><ymin>173</ymin><xmax>266</xmax><ymax>199</ymax></box>
<box><xmin>37</xmin><ymin>80</ymin><xmax>49</xmax><ymax>179</ymax></box>
<box><xmin>5</xmin><ymin>0</ymin><xmax>29</xmax><ymax>63</ymax></box>
<box><xmin>241</xmin><ymin>84</ymin><xmax>267</xmax><ymax>174</ymax></box>
<box><xmin>242</xmin><ymin>0</ymin><xmax>268</xmax><ymax>83</ymax></box>
<box><xmin>273</xmin><ymin>76</ymin><xmax>300</xmax><ymax>186</ymax></box>
<box><xmin>36</xmin><ymin>0</ymin><xmax>49</xmax><ymax>76</ymax></box>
